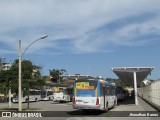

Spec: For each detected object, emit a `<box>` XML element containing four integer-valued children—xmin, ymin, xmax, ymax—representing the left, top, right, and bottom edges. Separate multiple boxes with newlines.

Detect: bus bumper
<box><xmin>12</xmin><ymin>98</ymin><xmax>26</xmax><ymax>103</ymax></box>
<box><xmin>53</xmin><ymin>98</ymin><xmax>65</xmax><ymax>102</ymax></box>
<box><xmin>73</xmin><ymin>105</ymin><xmax>100</xmax><ymax>110</ymax></box>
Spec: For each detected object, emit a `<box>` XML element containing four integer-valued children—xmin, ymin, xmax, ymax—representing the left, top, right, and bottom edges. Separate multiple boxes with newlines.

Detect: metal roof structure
<box><xmin>111</xmin><ymin>67</ymin><xmax>154</xmax><ymax>105</ymax></box>
<box><xmin>111</xmin><ymin>67</ymin><xmax>154</xmax><ymax>86</ymax></box>
<box><xmin>59</xmin><ymin>75</ymin><xmax>94</xmax><ymax>80</ymax></box>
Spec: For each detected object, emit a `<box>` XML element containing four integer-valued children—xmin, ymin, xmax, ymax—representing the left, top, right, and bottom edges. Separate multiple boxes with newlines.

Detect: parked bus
<box><xmin>12</xmin><ymin>89</ymin><xmax>41</xmax><ymax>103</ymax></box>
<box><xmin>53</xmin><ymin>86</ymin><xmax>72</xmax><ymax>102</ymax></box>
<box><xmin>41</xmin><ymin>89</ymin><xmax>53</xmax><ymax>101</ymax></box>
<box><xmin>73</xmin><ymin>78</ymin><xmax>117</xmax><ymax>111</ymax></box>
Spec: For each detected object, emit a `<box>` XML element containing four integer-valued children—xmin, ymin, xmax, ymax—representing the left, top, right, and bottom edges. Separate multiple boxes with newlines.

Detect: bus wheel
<box><xmin>49</xmin><ymin>97</ymin><xmax>51</xmax><ymax>101</ymax></box>
<box><xmin>35</xmin><ymin>98</ymin><xmax>38</xmax><ymax>101</ymax></box>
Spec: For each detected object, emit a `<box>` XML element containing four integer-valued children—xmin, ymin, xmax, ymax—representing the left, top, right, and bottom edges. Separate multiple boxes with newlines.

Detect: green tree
<box><xmin>0</xmin><ymin>58</ymin><xmax>2</xmax><ymax>71</ymax></box>
<box><xmin>0</xmin><ymin>59</ymin><xmax>45</xmax><ymax>95</ymax></box>
<box><xmin>0</xmin><ymin>70</ymin><xmax>7</xmax><ymax>94</ymax></box>
<box><xmin>21</xmin><ymin>60</ymin><xmax>45</xmax><ymax>90</ymax></box>
<box><xmin>31</xmin><ymin>65</ymin><xmax>45</xmax><ymax>90</ymax></box>
<box><xmin>49</xmin><ymin>69</ymin><xmax>67</xmax><ymax>83</ymax></box>
<box><xmin>106</xmin><ymin>78</ymin><xmax>125</xmax><ymax>87</ymax></box>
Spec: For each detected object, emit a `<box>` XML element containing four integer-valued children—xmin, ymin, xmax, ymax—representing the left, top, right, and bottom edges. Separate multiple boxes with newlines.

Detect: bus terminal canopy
<box><xmin>111</xmin><ymin>67</ymin><xmax>154</xmax><ymax>105</ymax></box>
<box><xmin>111</xmin><ymin>67</ymin><xmax>154</xmax><ymax>87</ymax></box>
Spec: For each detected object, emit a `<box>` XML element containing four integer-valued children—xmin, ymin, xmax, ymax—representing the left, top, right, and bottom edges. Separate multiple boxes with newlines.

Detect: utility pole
<box><xmin>18</xmin><ymin>35</ymin><xmax>48</xmax><ymax>111</ymax></box>
<box><xmin>18</xmin><ymin>40</ymin><xmax>22</xmax><ymax>111</ymax></box>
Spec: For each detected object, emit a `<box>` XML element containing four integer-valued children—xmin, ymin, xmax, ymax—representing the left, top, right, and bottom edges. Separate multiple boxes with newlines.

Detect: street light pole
<box><xmin>18</xmin><ymin>35</ymin><xmax>48</xmax><ymax>111</ymax></box>
<box><xmin>22</xmin><ymin>35</ymin><xmax>48</xmax><ymax>57</ymax></box>
<box><xmin>8</xmin><ymin>81</ymin><xmax>11</xmax><ymax>108</ymax></box>
<box><xmin>18</xmin><ymin>40</ymin><xmax>22</xmax><ymax>111</ymax></box>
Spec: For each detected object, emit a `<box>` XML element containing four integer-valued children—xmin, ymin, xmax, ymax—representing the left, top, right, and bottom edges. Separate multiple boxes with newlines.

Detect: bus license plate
<box><xmin>83</xmin><ymin>101</ymin><xmax>88</xmax><ymax>103</ymax></box>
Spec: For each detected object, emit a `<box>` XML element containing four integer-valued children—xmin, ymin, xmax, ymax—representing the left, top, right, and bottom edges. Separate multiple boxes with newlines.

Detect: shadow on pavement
<box><xmin>117</xmin><ymin>98</ymin><xmax>135</xmax><ymax>105</ymax></box>
<box><xmin>67</xmin><ymin>110</ymin><xmax>104</xmax><ymax>116</ymax></box>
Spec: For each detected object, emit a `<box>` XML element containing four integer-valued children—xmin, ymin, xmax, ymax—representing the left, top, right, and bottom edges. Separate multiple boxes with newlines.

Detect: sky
<box><xmin>0</xmin><ymin>0</ymin><xmax>160</xmax><ymax>80</ymax></box>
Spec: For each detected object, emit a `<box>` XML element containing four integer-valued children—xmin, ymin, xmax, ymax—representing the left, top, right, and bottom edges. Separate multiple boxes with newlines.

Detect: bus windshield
<box><xmin>41</xmin><ymin>91</ymin><xmax>46</xmax><ymax>96</ymax></box>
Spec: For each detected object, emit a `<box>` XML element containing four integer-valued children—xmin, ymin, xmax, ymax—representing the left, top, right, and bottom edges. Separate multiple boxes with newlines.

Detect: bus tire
<box><xmin>35</xmin><ymin>98</ymin><xmax>38</xmax><ymax>102</ymax></box>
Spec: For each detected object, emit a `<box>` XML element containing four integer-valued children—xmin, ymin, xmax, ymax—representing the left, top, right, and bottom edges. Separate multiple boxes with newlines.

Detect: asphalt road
<box><xmin>0</xmin><ymin>98</ymin><xmax>159</xmax><ymax>120</ymax></box>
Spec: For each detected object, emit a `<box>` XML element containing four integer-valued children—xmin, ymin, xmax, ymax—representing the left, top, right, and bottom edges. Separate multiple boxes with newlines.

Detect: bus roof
<box><xmin>75</xmin><ymin>78</ymin><xmax>115</xmax><ymax>86</ymax></box>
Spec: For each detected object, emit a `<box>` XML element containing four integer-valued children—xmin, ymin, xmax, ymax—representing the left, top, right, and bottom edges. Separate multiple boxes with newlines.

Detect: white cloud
<box><xmin>0</xmin><ymin>0</ymin><xmax>160</xmax><ymax>54</ymax></box>
<box><xmin>0</xmin><ymin>49</ymin><xmax>17</xmax><ymax>54</ymax></box>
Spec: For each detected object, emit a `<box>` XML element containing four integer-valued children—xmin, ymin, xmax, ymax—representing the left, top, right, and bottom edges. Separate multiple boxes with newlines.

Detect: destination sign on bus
<box><xmin>76</xmin><ymin>82</ymin><xmax>94</xmax><ymax>90</ymax></box>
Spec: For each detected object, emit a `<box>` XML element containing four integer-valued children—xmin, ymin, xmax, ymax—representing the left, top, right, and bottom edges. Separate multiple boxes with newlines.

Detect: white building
<box><xmin>1</xmin><ymin>62</ymin><xmax>12</xmax><ymax>71</ymax></box>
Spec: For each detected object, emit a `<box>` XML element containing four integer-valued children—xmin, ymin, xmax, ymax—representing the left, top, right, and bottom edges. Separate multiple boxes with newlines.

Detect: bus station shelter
<box><xmin>111</xmin><ymin>67</ymin><xmax>154</xmax><ymax>105</ymax></box>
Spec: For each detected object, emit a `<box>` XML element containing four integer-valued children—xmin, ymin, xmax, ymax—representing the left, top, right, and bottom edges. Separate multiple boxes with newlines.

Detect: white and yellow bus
<box><xmin>41</xmin><ymin>89</ymin><xmax>53</xmax><ymax>101</ymax></box>
<box><xmin>73</xmin><ymin>78</ymin><xmax>117</xmax><ymax>111</ymax></box>
<box><xmin>53</xmin><ymin>86</ymin><xmax>72</xmax><ymax>102</ymax></box>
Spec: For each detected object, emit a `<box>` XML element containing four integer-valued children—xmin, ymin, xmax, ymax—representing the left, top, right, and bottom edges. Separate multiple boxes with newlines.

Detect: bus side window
<box><xmin>112</xmin><ymin>88</ymin><xmax>114</xmax><ymax>95</ymax></box>
<box><xmin>112</xmin><ymin>87</ymin><xmax>115</xmax><ymax>95</ymax></box>
<box><xmin>100</xmin><ymin>83</ymin><xmax>104</xmax><ymax>96</ymax></box>
<box><xmin>111</xmin><ymin>87</ymin><xmax>113</xmax><ymax>95</ymax></box>
<box><xmin>109</xmin><ymin>87</ymin><xmax>112</xmax><ymax>95</ymax></box>
<box><xmin>106</xmin><ymin>86</ymin><xmax>109</xmax><ymax>95</ymax></box>
<box><xmin>113</xmin><ymin>89</ymin><xmax>115</xmax><ymax>95</ymax></box>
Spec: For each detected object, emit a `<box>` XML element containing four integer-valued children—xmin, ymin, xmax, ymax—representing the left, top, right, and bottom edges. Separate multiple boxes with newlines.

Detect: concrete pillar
<box><xmin>133</xmin><ymin>70</ymin><xmax>138</xmax><ymax>105</ymax></box>
<box><xmin>8</xmin><ymin>87</ymin><xmax>11</xmax><ymax>108</ymax></box>
<box><xmin>18</xmin><ymin>40</ymin><xmax>22</xmax><ymax>111</ymax></box>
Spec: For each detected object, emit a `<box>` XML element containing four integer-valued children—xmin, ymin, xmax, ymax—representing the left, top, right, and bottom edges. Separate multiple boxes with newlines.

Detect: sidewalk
<box><xmin>0</xmin><ymin>97</ymin><xmax>158</xmax><ymax>112</ymax></box>
<box><xmin>113</xmin><ymin>97</ymin><xmax>157</xmax><ymax>111</ymax></box>
<box><xmin>0</xmin><ymin>102</ymin><xmax>40</xmax><ymax>111</ymax></box>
